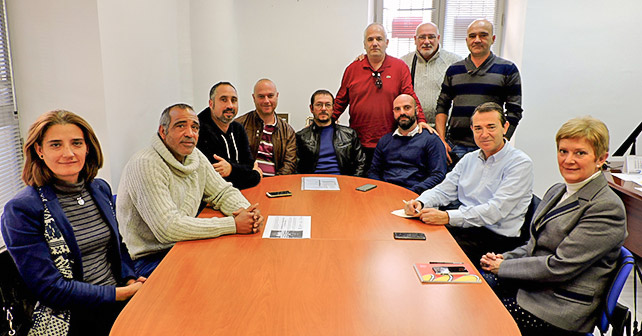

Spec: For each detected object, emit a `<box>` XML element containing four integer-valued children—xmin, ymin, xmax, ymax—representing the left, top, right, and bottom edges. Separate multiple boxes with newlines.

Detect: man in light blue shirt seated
<box><xmin>404</xmin><ymin>102</ymin><xmax>533</xmax><ymax>263</ymax></box>
<box><xmin>368</xmin><ymin>94</ymin><xmax>447</xmax><ymax>194</ymax></box>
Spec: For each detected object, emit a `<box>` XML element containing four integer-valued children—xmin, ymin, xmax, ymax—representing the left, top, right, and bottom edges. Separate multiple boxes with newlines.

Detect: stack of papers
<box><xmin>612</xmin><ymin>172</ymin><xmax>642</xmax><ymax>186</ymax></box>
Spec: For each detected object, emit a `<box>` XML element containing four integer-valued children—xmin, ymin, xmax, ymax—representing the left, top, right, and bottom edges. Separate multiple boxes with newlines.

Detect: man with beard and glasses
<box><xmin>197</xmin><ymin>82</ymin><xmax>262</xmax><ymax>189</ymax></box>
<box><xmin>400</xmin><ymin>22</ymin><xmax>462</xmax><ymax>129</ymax></box>
<box><xmin>367</xmin><ymin>94</ymin><xmax>446</xmax><ymax>194</ymax></box>
<box><xmin>117</xmin><ymin>103</ymin><xmax>263</xmax><ymax>277</ymax></box>
<box><xmin>296</xmin><ymin>89</ymin><xmax>365</xmax><ymax>176</ymax></box>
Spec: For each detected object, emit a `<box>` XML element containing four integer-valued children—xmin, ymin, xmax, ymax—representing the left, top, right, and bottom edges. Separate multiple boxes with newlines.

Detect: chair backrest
<box><xmin>519</xmin><ymin>194</ymin><xmax>541</xmax><ymax>242</ymax></box>
<box><xmin>596</xmin><ymin>246</ymin><xmax>634</xmax><ymax>334</ymax></box>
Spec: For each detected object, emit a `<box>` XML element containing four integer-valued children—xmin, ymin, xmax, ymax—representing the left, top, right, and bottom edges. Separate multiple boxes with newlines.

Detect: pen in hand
<box><xmin>403</xmin><ymin>200</ymin><xmax>419</xmax><ymax>214</ymax></box>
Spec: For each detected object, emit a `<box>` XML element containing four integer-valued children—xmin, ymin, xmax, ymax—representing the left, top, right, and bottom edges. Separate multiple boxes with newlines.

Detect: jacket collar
<box><xmin>248</xmin><ymin>110</ymin><xmax>279</xmax><ymax>129</ymax></box>
<box><xmin>309</xmin><ymin>120</ymin><xmax>335</xmax><ymax>133</ymax></box>
<box><xmin>532</xmin><ymin>173</ymin><xmax>608</xmax><ymax>231</ymax></box>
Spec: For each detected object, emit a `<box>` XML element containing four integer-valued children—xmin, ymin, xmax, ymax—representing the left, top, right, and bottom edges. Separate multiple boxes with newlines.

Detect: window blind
<box><xmin>0</xmin><ymin>0</ymin><xmax>22</xmax><ymax>253</ymax></box>
<box><xmin>441</xmin><ymin>0</ymin><xmax>500</xmax><ymax>57</ymax></box>
<box><xmin>380</xmin><ymin>0</ymin><xmax>501</xmax><ymax>59</ymax></box>
<box><xmin>382</xmin><ymin>0</ymin><xmax>437</xmax><ymax>58</ymax></box>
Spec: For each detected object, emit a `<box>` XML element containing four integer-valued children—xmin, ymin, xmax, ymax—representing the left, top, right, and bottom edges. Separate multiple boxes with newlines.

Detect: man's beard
<box><xmin>396</xmin><ymin>114</ymin><xmax>416</xmax><ymax>130</ymax></box>
<box><xmin>216</xmin><ymin>108</ymin><xmax>236</xmax><ymax>124</ymax></box>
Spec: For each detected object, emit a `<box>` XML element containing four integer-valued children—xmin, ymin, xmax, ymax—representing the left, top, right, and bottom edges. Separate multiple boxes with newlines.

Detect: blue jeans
<box><xmin>450</xmin><ymin>144</ymin><xmax>478</xmax><ymax>159</ymax></box>
<box><xmin>134</xmin><ymin>249</ymin><xmax>170</xmax><ymax>277</ymax></box>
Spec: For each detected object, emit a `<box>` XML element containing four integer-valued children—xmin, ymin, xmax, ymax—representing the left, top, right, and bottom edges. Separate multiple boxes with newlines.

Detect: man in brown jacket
<box><xmin>236</xmin><ymin>78</ymin><xmax>297</xmax><ymax>176</ymax></box>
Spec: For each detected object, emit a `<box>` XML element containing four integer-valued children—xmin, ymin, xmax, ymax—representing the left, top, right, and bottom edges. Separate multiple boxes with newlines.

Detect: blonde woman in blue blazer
<box><xmin>481</xmin><ymin>116</ymin><xmax>627</xmax><ymax>335</ymax></box>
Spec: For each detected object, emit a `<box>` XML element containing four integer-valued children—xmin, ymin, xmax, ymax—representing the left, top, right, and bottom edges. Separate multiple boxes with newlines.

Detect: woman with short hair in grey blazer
<box><xmin>480</xmin><ymin>116</ymin><xmax>627</xmax><ymax>335</ymax></box>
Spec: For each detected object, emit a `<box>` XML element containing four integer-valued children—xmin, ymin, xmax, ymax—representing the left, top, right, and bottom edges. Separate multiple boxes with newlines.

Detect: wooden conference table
<box><xmin>110</xmin><ymin>175</ymin><xmax>520</xmax><ymax>335</ymax></box>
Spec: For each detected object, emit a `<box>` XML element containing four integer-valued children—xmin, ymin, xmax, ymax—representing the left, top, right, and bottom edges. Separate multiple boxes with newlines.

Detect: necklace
<box><xmin>76</xmin><ymin>195</ymin><xmax>85</xmax><ymax>206</ymax></box>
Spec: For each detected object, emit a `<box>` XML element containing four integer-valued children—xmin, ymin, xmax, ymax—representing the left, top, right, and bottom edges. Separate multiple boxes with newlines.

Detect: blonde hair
<box><xmin>22</xmin><ymin>110</ymin><xmax>103</xmax><ymax>187</ymax></box>
<box><xmin>555</xmin><ymin>116</ymin><xmax>609</xmax><ymax>159</ymax></box>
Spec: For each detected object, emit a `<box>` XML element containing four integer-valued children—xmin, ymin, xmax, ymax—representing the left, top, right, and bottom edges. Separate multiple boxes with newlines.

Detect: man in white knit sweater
<box><xmin>117</xmin><ymin>103</ymin><xmax>263</xmax><ymax>277</ymax></box>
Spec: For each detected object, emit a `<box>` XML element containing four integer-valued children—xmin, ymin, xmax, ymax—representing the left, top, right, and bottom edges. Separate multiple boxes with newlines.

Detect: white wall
<box><xmin>7</xmin><ymin>0</ymin><xmax>642</xmax><ymax>195</ymax></box>
<box><xmin>190</xmin><ymin>0</ymin><xmax>369</xmax><ymax>128</ymax></box>
<box><xmin>514</xmin><ymin>0</ymin><xmax>642</xmax><ymax>196</ymax></box>
<box><xmin>7</xmin><ymin>0</ymin><xmax>112</xmax><ymax>180</ymax></box>
<box><xmin>8</xmin><ymin>0</ymin><xmax>370</xmax><ymax>189</ymax></box>
<box><xmin>96</xmin><ymin>0</ymin><xmax>194</xmax><ymax>188</ymax></box>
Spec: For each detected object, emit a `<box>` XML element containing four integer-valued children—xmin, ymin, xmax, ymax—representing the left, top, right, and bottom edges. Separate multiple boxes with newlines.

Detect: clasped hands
<box><xmin>403</xmin><ymin>199</ymin><xmax>449</xmax><ymax>225</ymax></box>
<box><xmin>480</xmin><ymin>252</ymin><xmax>504</xmax><ymax>274</ymax></box>
<box><xmin>233</xmin><ymin>203</ymin><xmax>264</xmax><ymax>234</ymax></box>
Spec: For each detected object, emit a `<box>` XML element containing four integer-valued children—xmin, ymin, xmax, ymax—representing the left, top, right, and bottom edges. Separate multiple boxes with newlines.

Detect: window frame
<box><xmin>0</xmin><ymin>0</ymin><xmax>23</xmax><ymax>253</ymax></box>
<box><xmin>374</xmin><ymin>0</ymin><xmax>505</xmax><ymax>59</ymax></box>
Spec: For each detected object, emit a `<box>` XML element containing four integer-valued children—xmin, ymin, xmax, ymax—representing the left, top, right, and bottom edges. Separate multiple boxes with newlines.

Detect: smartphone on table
<box><xmin>393</xmin><ymin>232</ymin><xmax>426</xmax><ymax>240</ymax></box>
<box><xmin>432</xmin><ymin>266</ymin><xmax>468</xmax><ymax>274</ymax></box>
<box><xmin>266</xmin><ymin>190</ymin><xmax>292</xmax><ymax>198</ymax></box>
<box><xmin>356</xmin><ymin>184</ymin><xmax>377</xmax><ymax>192</ymax></box>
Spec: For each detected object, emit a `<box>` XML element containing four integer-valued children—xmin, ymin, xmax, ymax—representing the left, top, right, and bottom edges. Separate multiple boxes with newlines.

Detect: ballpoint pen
<box><xmin>402</xmin><ymin>200</ymin><xmax>419</xmax><ymax>214</ymax></box>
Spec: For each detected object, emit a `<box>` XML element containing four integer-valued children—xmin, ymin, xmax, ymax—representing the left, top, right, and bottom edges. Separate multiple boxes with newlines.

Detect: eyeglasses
<box><xmin>372</xmin><ymin>72</ymin><xmax>382</xmax><ymax>89</ymax></box>
<box><xmin>416</xmin><ymin>34</ymin><xmax>437</xmax><ymax>41</ymax></box>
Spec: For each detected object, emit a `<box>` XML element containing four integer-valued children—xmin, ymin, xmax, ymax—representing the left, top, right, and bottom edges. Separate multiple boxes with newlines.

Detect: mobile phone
<box><xmin>393</xmin><ymin>232</ymin><xmax>426</xmax><ymax>240</ymax></box>
<box><xmin>432</xmin><ymin>266</ymin><xmax>468</xmax><ymax>274</ymax></box>
<box><xmin>356</xmin><ymin>183</ymin><xmax>377</xmax><ymax>192</ymax></box>
<box><xmin>266</xmin><ymin>190</ymin><xmax>292</xmax><ymax>198</ymax></box>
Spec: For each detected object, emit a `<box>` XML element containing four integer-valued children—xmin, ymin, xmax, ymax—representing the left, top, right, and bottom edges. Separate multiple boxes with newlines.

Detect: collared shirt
<box><xmin>393</xmin><ymin>124</ymin><xmax>420</xmax><ymax>137</ymax></box>
<box><xmin>416</xmin><ymin>141</ymin><xmax>533</xmax><ymax>237</ymax></box>
<box><xmin>333</xmin><ymin>54</ymin><xmax>425</xmax><ymax>148</ymax></box>
<box><xmin>401</xmin><ymin>47</ymin><xmax>463</xmax><ymax>126</ymax></box>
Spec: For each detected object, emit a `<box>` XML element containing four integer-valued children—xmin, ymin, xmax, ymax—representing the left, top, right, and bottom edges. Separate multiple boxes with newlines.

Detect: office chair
<box><xmin>519</xmin><ymin>194</ymin><xmax>541</xmax><ymax>243</ymax></box>
<box><xmin>588</xmin><ymin>246</ymin><xmax>635</xmax><ymax>336</ymax></box>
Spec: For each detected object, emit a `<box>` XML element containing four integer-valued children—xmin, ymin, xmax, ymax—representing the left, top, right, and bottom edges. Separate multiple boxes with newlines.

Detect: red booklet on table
<box><xmin>413</xmin><ymin>263</ymin><xmax>481</xmax><ymax>284</ymax></box>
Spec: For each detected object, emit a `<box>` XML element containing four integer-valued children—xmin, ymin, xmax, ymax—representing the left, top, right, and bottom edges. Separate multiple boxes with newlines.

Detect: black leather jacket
<box><xmin>295</xmin><ymin>122</ymin><xmax>366</xmax><ymax>176</ymax></box>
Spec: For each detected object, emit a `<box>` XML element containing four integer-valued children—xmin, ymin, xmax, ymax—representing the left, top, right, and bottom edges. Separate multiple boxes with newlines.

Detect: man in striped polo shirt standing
<box><xmin>435</xmin><ymin>19</ymin><xmax>523</xmax><ymax>162</ymax></box>
<box><xmin>236</xmin><ymin>79</ymin><xmax>297</xmax><ymax>176</ymax></box>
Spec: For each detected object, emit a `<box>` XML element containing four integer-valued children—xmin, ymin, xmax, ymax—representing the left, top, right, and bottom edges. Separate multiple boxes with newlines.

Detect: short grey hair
<box><xmin>364</xmin><ymin>23</ymin><xmax>388</xmax><ymax>41</ymax></box>
<box><xmin>159</xmin><ymin>103</ymin><xmax>193</xmax><ymax>135</ymax></box>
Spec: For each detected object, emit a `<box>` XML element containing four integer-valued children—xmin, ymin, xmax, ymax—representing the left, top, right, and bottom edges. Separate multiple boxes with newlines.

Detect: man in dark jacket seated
<box><xmin>296</xmin><ymin>89</ymin><xmax>366</xmax><ymax>176</ymax></box>
<box><xmin>197</xmin><ymin>82</ymin><xmax>262</xmax><ymax>189</ymax></box>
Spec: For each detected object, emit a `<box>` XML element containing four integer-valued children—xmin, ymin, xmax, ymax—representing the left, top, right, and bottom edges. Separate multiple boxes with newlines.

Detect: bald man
<box><xmin>334</xmin><ymin>23</ymin><xmax>425</xmax><ymax>172</ymax></box>
<box><xmin>367</xmin><ymin>94</ymin><xmax>446</xmax><ymax>194</ymax></box>
<box><xmin>236</xmin><ymin>78</ymin><xmax>297</xmax><ymax>176</ymax></box>
<box><xmin>400</xmin><ymin>22</ymin><xmax>462</xmax><ymax>127</ymax></box>
<box><xmin>436</xmin><ymin>19</ymin><xmax>523</xmax><ymax>161</ymax></box>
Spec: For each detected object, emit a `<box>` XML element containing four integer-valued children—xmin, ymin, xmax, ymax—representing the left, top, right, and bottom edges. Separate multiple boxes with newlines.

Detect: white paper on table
<box><xmin>301</xmin><ymin>177</ymin><xmax>340</xmax><ymax>190</ymax></box>
<box><xmin>391</xmin><ymin>209</ymin><xmax>419</xmax><ymax>218</ymax></box>
<box><xmin>612</xmin><ymin>172</ymin><xmax>642</xmax><ymax>185</ymax></box>
<box><xmin>262</xmin><ymin>216</ymin><xmax>312</xmax><ymax>239</ymax></box>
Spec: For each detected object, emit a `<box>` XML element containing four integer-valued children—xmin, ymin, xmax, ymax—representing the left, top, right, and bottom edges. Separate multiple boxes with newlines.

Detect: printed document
<box><xmin>262</xmin><ymin>216</ymin><xmax>311</xmax><ymax>239</ymax></box>
<box><xmin>301</xmin><ymin>177</ymin><xmax>340</xmax><ymax>190</ymax></box>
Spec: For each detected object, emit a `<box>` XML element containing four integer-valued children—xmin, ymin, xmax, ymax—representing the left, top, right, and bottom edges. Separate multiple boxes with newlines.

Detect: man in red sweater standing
<box><xmin>333</xmin><ymin>23</ymin><xmax>425</xmax><ymax>171</ymax></box>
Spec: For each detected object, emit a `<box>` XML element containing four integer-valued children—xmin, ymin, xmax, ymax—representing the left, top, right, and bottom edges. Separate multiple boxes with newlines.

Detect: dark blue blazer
<box><xmin>1</xmin><ymin>178</ymin><xmax>137</xmax><ymax>309</ymax></box>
